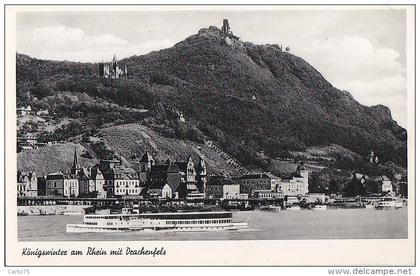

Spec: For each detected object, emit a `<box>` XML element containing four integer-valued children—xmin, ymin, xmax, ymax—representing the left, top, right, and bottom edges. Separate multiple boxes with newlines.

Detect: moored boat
<box><xmin>375</xmin><ymin>198</ymin><xmax>404</xmax><ymax>210</ymax></box>
<box><xmin>63</xmin><ymin>210</ymin><xmax>84</xmax><ymax>216</ymax></box>
<box><xmin>285</xmin><ymin>205</ymin><xmax>301</xmax><ymax>211</ymax></box>
<box><xmin>311</xmin><ymin>205</ymin><xmax>327</xmax><ymax>210</ymax></box>
<box><xmin>66</xmin><ymin>211</ymin><xmax>248</xmax><ymax>233</ymax></box>
<box><xmin>260</xmin><ymin>205</ymin><xmax>282</xmax><ymax>212</ymax></box>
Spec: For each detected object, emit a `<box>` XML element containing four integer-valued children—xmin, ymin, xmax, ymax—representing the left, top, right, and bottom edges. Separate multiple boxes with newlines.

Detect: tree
<box><xmin>343</xmin><ymin>178</ymin><xmax>367</xmax><ymax>197</ymax></box>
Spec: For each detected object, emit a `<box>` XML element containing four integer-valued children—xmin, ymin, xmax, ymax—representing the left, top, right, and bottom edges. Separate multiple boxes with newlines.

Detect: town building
<box><xmin>46</xmin><ymin>172</ymin><xmax>65</xmax><ymax>196</ymax></box>
<box><xmin>76</xmin><ymin>169</ymin><xmax>90</xmax><ymax>197</ymax></box>
<box><xmin>82</xmin><ymin>167</ymin><xmax>97</xmax><ymax>194</ymax></box>
<box><xmin>206</xmin><ymin>178</ymin><xmax>240</xmax><ymax>199</ymax></box>
<box><xmin>377</xmin><ymin>175</ymin><xmax>393</xmax><ymax>194</ymax></box>
<box><xmin>113</xmin><ymin>166</ymin><xmax>140</xmax><ymax>196</ymax></box>
<box><xmin>138</xmin><ymin>150</ymin><xmax>154</xmax><ymax>183</ymax></box>
<box><xmin>175</xmin><ymin>156</ymin><xmax>206</xmax><ymax>199</ymax></box>
<box><xmin>63</xmin><ymin>174</ymin><xmax>79</xmax><ymax>198</ymax></box>
<box><xmin>196</xmin><ymin>158</ymin><xmax>207</xmax><ymax>194</ymax></box>
<box><xmin>99</xmin><ymin>158</ymin><xmax>140</xmax><ymax>197</ymax></box>
<box><xmin>99</xmin><ymin>54</ymin><xmax>128</xmax><ymax>79</ymax></box>
<box><xmin>235</xmin><ymin>172</ymin><xmax>281</xmax><ymax>197</ymax></box>
<box><xmin>398</xmin><ymin>175</ymin><xmax>408</xmax><ymax>197</ymax></box>
<box><xmin>278</xmin><ymin>163</ymin><xmax>309</xmax><ymax>196</ymax></box>
<box><xmin>37</xmin><ymin>176</ymin><xmax>46</xmax><ymax>196</ymax></box>
<box><xmin>90</xmin><ymin>167</ymin><xmax>106</xmax><ymax>198</ymax></box>
<box><xmin>17</xmin><ymin>171</ymin><xmax>37</xmax><ymax>197</ymax></box>
<box><xmin>99</xmin><ymin>159</ymin><xmax>122</xmax><ymax>196</ymax></box>
<box><xmin>147</xmin><ymin>164</ymin><xmax>184</xmax><ymax>199</ymax></box>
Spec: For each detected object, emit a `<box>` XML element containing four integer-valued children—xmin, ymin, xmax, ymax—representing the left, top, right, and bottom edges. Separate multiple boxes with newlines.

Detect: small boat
<box><xmin>365</xmin><ymin>203</ymin><xmax>375</xmax><ymax>209</ymax></box>
<box><xmin>285</xmin><ymin>205</ymin><xmax>301</xmax><ymax>211</ymax></box>
<box><xmin>66</xmin><ymin>211</ymin><xmax>248</xmax><ymax>233</ymax></box>
<box><xmin>312</xmin><ymin>205</ymin><xmax>327</xmax><ymax>210</ymax></box>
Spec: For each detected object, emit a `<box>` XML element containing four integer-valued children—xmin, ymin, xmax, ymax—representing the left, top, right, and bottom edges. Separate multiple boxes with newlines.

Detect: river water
<box><xmin>18</xmin><ymin>208</ymin><xmax>407</xmax><ymax>241</ymax></box>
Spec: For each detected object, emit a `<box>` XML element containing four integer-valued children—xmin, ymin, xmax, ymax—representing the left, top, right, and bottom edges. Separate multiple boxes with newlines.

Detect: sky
<box><xmin>16</xmin><ymin>8</ymin><xmax>408</xmax><ymax>128</ymax></box>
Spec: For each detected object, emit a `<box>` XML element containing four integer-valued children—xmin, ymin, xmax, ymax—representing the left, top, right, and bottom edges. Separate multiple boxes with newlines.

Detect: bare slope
<box><xmin>98</xmin><ymin>123</ymin><xmax>247</xmax><ymax>176</ymax></box>
<box><xmin>17</xmin><ymin>142</ymin><xmax>97</xmax><ymax>176</ymax></box>
<box><xmin>18</xmin><ymin>124</ymin><xmax>247</xmax><ymax>177</ymax></box>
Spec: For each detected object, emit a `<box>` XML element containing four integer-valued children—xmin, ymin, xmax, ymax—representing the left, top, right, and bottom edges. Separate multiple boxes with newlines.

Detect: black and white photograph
<box><xmin>4</xmin><ymin>4</ymin><xmax>415</xmax><ymax>267</ymax></box>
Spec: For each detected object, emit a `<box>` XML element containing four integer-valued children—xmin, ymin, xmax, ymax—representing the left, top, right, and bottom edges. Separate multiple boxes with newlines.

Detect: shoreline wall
<box><xmin>17</xmin><ymin>205</ymin><xmax>92</xmax><ymax>216</ymax></box>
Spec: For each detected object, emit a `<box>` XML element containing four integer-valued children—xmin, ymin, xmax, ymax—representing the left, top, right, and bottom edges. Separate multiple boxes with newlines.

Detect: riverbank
<box><xmin>17</xmin><ymin>203</ymin><xmax>224</xmax><ymax>216</ymax></box>
<box><xmin>18</xmin><ymin>205</ymin><xmax>92</xmax><ymax>216</ymax></box>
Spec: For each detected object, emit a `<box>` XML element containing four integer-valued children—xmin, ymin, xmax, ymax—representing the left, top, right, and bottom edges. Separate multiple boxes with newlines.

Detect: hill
<box><xmin>16</xmin><ymin>25</ymin><xmax>407</xmax><ymax>173</ymax></box>
<box><xmin>17</xmin><ymin>142</ymin><xmax>97</xmax><ymax>176</ymax></box>
<box><xmin>17</xmin><ymin>124</ymin><xmax>248</xmax><ymax>177</ymax></box>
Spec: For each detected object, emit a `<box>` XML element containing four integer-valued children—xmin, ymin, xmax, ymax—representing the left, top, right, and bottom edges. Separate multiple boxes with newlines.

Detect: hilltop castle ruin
<box><xmin>221</xmin><ymin>19</ymin><xmax>240</xmax><ymax>40</ymax></box>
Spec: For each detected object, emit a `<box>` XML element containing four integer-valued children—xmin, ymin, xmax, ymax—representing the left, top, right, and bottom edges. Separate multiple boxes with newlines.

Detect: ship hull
<box><xmin>66</xmin><ymin>222</ymin><xmax>248</xmax><ymax>233</ymax></box>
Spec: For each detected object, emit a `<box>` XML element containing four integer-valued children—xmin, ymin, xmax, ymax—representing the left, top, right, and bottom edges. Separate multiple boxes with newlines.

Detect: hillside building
<box><xmin>99</xmin><ymin>54</ymin><xmax>128</xmax><ymax>79</ymax></box>
<box><xmin>368</xmin><ymin>151</ymin><xmax>380</xmax><ymax>165</ymax></box>
<box><xmin>16</xmin><ymin>105</ymin><xmax>32</xmax><ymax>116</ymax></box>
<box><xmin>36</xmin><ymin>109</ymin><xmax>49</xmax><ymax>116</ymax></box>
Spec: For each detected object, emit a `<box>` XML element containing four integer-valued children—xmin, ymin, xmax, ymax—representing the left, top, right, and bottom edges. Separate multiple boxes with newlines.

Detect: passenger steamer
<box><xmin>66</xmin><ymin>211</ymin><xmax>248</xmax><ymax>233</ymax></box>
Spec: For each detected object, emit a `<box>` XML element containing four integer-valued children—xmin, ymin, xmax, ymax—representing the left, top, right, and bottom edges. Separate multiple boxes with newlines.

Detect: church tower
<box><xmin>296</xmin><ymin>162</ymin><xmax>308</xmax><ymax>185</ymax></box>
<box><xmin>71</xmin><ymin>148</ymin><xmax>80</xmax><ymax>175</ymax></box>
<box><xmin>139</xmin><ymin>150</ymin><xmax>154</xmax><ymax>183</ymax></box>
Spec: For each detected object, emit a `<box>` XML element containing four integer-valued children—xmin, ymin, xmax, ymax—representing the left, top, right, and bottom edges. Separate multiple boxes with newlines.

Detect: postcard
<box><xmin>4</xmin><ymin>4</ymin><xmax>415</xmax><ymax>266</ymax></box>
